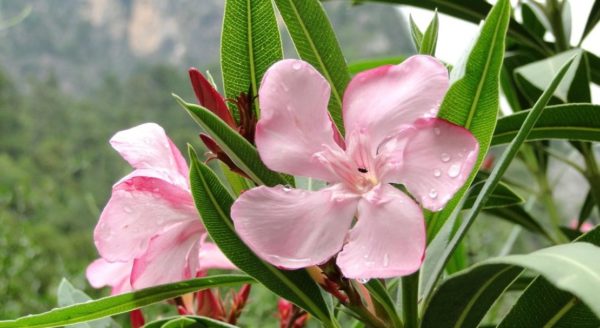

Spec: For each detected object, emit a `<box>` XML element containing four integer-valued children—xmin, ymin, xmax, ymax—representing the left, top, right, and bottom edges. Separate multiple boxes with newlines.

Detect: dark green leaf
<box><xmin>423</xmin><ymin>242</ymin><xmax>600</xmax><ymax>328</ymax></box>
<box><xmin>364</xmin><ymin>280</ymin><xmax>402</xmax><ymax>328</ymax></box>
<box><xmin>274</xmin><ymin>0</ymin><xmax>350</xmax><ymax>135</ymax></box>
<box><xmin>582</xmin><ymin>0</ymin><xmax>600</xmax><ymax>42</ymax></box>
<box><xmin>521</xmin><ymin>2</ymin><xmax>547</xmax><ymax>39</ymax></box>
<box><xmin>499</xmin><ymin>226</ymin><xmax>600</xmax><ymax>327</ymax></box>
<box><xmin>464</xmin><ymin>173</ymin><xmax>524</xmax><ymax>210</ymax></box>
<box><xmin>491</xmin><ymin>104</ymin><xmax>600</xmax><ymax>146</ymax></box>
<box><xmin>221</xmin><ymin>0</ymin><xmax>282</xmax><ymax>112</ymax></box>
<box><xmin>175</xmin><ymin>97</ymin><xmax>291</xmax><ymax>187</ymax></box>
<box><xmin>187</xmin><ymin>148</ymin><xmax>336</xmax><ymax>327</ymax></box>
<box><xmin>0</xmin><ymin>275</ymin><xmax>252</xmax><ymax>328</ymax></box>
<box><xmin>578</xmin><ymin>191</ymin><xmax>596</xmax><ymax>229</ymax></box>
<box><xmin>484</xmin><ymin>205</ymin><xmax>551</xmax><ymax>240</ymax></box>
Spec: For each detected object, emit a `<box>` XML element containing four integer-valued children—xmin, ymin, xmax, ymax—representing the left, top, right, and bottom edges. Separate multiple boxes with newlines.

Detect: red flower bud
<box><xmin>189</xmin><ymin>68</ymin><xmax>236</xmax><ymax>128</ymax></box>
<box><xmin>129</xmin><ymin>309</ymin><xmax>145</xmax><ymax>328</ymax></box>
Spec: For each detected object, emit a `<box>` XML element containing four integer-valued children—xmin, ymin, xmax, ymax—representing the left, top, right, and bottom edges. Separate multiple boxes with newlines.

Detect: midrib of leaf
<box><xmin>453</xmin><ymin>266</ymin><xmax>515</xmax><ymax>328</ymax></box>
<box><xmin>493</xmin><ymin>126</ymin><xmax>600</xmax><ymax>141</ymax></box>
<box><xmin>245</xmin><ymin>0</ymin><xmax>258</xmax><ymax>109</ymax></box>
<box><xmin>464</xmin><ymin>0</ymin><xmax>506</xmax><ymax>129</ymax></box>
<box><xmin>192</xmin><ymin>161</ymin><xmax>332</xmax><ymax>325</ymax></box>
<box><xmin>284</xmin><ymin>0</ymin><xmax>343</xmax><ymax>113</ymax></box>
<box><xmin>542</xmin><ymin>297</ymin><xmax>578</xmax><ymax>328</ymax></box>
<box><xmin>535</xmin><ymin>252</ymin><xmax>600</xmax><ymax>283</ymax></box>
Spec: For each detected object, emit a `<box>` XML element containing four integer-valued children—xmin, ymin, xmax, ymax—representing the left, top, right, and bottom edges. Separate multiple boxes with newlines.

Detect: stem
<box><xmin>402</xmin><ymin>272</ymin><xmax>419</xmax><ymax>328</ymax></box>
<box><xmin>581</xmin><ymin>144</ymin><xmax>600</xmax><ymax>208</ymax></box>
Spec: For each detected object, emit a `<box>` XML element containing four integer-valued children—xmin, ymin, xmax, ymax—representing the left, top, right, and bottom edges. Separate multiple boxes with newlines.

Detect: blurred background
<box><xmin>0</xmin><ymin>0</ymin><xmax>598</xmax><ymax>325</ymax></box>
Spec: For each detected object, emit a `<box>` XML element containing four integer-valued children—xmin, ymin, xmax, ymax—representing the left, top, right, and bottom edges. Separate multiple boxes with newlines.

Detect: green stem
<box><xmin>581</xmin><ymin>144</ymin><xmax>600</xmax><ymax>208</ymax></box>
<box><xmin>402</xmin><ymin>272</ymin><xmax>419</xmax><ymax>328</ymax></box>
<box><xmin>547</xmin><ymin>0</ymin><xmax>569</xmax><ymax>52</ymax></box>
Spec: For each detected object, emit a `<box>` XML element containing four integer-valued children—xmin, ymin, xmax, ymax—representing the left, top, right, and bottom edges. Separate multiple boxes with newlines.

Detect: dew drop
<box><xmin>441</xmin><ymin>153</ymin><xmax>451</xmax><ymax>162</ymax></box>
<box><xmin>433</xmin><ymin>127</ymin><xmax>441</xmax><ymax>136</ymax></box>
<box><xmin>428</xmin><ymin>189</ymin><xmax>438</xmax><ymax>199</ymax></box>
<box><xmin>448</xmin><ymin>163</ymin><xmax>460</xmax><ymax>178</ymax></box>
<box><xmin>282</xmin><ymin>185</ymin><xmax>292</xmax><ymax>192</ymax></box>
<box><xmin>123</xmin><ymin>206</ymin><xmax>133</xmax><ymax>214</ymax></box>
<box><xmin>363</xmin><ymin>254</ymin><xmax>369</xmax><ymax>259</ymax></box>
<box><xmin>292</xmin><ymin>62</ymin><xmax>302</xmax><ymax>70</ymax></box>
<box><xmin>383</xmin><ymin>253</ymin><xmax>390</xmax><ymax>267</ymax></box>
<box><xmin>357</xmin><ymin>278</ymin><xmax>370</xmax><ymax>284</ymax></box>
<box><xmin>433</xmin><ymin>168</ymin><xmax>442</xmax><ymax>177</ymax></box>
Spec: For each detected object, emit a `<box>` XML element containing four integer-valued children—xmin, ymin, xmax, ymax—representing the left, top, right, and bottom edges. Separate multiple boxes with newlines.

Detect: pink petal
<box><xmin>131</xmin><ymin>222</ymin><xmax>204</xmax><ymax>289</ymax></box>
<box><xmin>231</xmin><ymin>184</ymin><xmax>360</xmax><ymax>269</ymax></box>
<box><xmin>198</xmin><ymin>242</ymin><xmax>237</xmax><ymax>271</ymax></box>
<box><xmin>86</xmin><ymin>258</ymin><xmax>133</xmax><ymax>295</ymax></box>
<box><xmin>395</xmin><ymin>118</ymin><xmax>479</xmax><ymax>211</ymax></box>
<box><xmin>110</xmin><ymin>123</ymin><xmax>189</xmax><ymax>180</ymax></box>
<box><xmin>337</xmin><ymin>184</ymin><xmax>425</xmax><ymax>279</ymax></box>
<box><xmin>256</xmin><ymin>59</ymin><xmax>344</xmax><ymax>182</ymax></box>
<box><xmin>342</xmin><ymin>55</ymin><xmax>448</xmax><ymax>153</ymax></box>
<box><xmin>94</xmin><ymin>171</ymin><xmax>200</xmax><ymax>262</ymax></box>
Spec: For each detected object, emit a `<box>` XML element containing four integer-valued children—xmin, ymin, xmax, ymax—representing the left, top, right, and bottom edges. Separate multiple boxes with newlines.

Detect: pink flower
<box><xmin>91</xmin><ymin>123</ymin><xmax>234</xmax><ymax>290</ymax></box>
<box><xmin>231</xmin><ymin>56</ymin><xmax>479</xmax><ymax>279</ymax></box>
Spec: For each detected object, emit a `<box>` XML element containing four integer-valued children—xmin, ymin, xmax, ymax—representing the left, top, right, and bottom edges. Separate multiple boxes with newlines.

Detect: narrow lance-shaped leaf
<box><xmin>420</xmin><ymin>55</ymin><xmax>576</xmax><ymax>309</ymax></box>
<box><xmin>422</xmin><ymin>242</ymin><xmax>600</xmax><ymax>328</ymax></box>
<box><xmin>427</xmin><ymin>0</ymin><xmax>511</xmax><ymax>239</ymax></box>
<box><xmin>175</xmin><ymin>96</ymin><xmax>291</xmax><ymax>187</ymax></box>
<box><xmin>0</xmin><ymin>275</ymin><xmax>253</xmax><ymax>328</ymax></box>
<box><xmin>273</xmin><ymin>0</ymin><xmax>350</xmax><ymax>135</ymax></box>
<box><xmin>420</xmin><ymin>10</ymin><xmax>439</xmax><ymax>56</ymax></box>
<box><xmin>409</xmin><ymin>14</ymin><xmax>423</xmax><ymax>50</ymax></box>
<box><xmin>187</xmin><ymin>147</ymin><xmax>337</xmax><ymax>327</ymax></box>
<box><xmin>491</xmin><ymin>104</ymin><xmax>600</xmax><ymax>146</ymax></box>
<box><xmin>221</xmin><ymin>0</ymin><xmax>282</xmax><ymax>114</ymax></box>
<box><xmin>364</xmin><ymin>280</ymin><xmax>403</xmax><ymax>328</ymax></box>
<box><xmin>581</xmin><ymin>0</ymin><xmax>600</xmax><ymax>43</ymax></box>
<box><xmin>498</xmin><ymin>225</ymin><xmax>600</xmax><ymax>328</ymax></box>
<box><xmin>144</xmin><ymin>316</ymin><xmax>239</xmax><ymax>328</ymax></box>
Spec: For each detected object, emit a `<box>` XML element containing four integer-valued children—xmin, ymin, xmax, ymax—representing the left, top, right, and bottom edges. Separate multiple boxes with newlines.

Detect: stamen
<box><xmin>357</xmin><ymin>168</ymin><xmax>368</xmax><ymax>173</ymax></box>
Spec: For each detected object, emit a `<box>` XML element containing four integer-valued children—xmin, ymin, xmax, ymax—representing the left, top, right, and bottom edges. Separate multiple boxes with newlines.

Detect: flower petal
<box><xmin>94</xmin><ymin>171</ymin><xmax>199</xmax><ymax>262</ymax></box>
<box><xmin>337</xmin><ymin>185</ymin><xmax>425</xmax><ymax>279</ymax></box>
<box><xmin>231</xmin><ymin>184</ymin><xmax>359</xmax><ymax>269</ymax></box>
<box><xmin>86</xmin><ymin>258</ymin><xmax>133</xmax><ymax>295</ymax></box>
<box><xmin>256</xmin><ymin>59</ymin><xmax>344</xmax><ymax>182</ymax></box>
<box><xmin>395</xmin><ymin>118</ymin><xmax>479</xmax><ymax>211</ymax></box>
<box><xmin>110</xmin><ymin>123</ymin><xmax>189</xmax><ymax>180</ymax></box>
<box><xmin>131</xmin><ymin>222</ymin><xmax>204</xmax><ymax>289</ymax></box>
<box><xmin>343</xmin><ymin>55</ymin><xmax>448</xmax><ymax>152</ymax></box>
<box><xmin>198</xmin><ymin>242</ymin><xmax>236</xmax><ymax>271</ymax></box>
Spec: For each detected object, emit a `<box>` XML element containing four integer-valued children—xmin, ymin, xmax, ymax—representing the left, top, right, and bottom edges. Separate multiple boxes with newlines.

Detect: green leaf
<box><xmin>273</xmin><ymin>0</ymin><xmax>351</xmax><ymax>135</ymax></box>
<box><xmin>348</xmin><ymin>56</ymin><xmax>407</xmax><ymax>75</ymax></box>
<box><xmin>187</xmin><ymin>148</ymin><xmax>336</xmax><ymax>327</ymax></box>
<box><xmin>514</xmin><ymin>49</ymin><xmax>586</xmax><ymax>103</ymax></box>
<box><xmin>144</xmin><ymin>316</ymin><xmax>239</xmax><ymax>328</ymax></box>
<box><xmin>428</xmin><ymin>0</ymin><xmax>511</xmax><ymax>239</ymax></box>
<box><xmin>57</xmin><ymin>279</ymin><xmax>119</xmax><ymax>328</ymax></box>
<box><xmin>419</xmin><ymin>10</ymin><xmax>439</xmax><ymax>56</ymax></box>
<box><xmin>484</xmin><ymin>205</ymin><xmax>551</xmax><ymax>240</ymax></box>
<box><xmin>581</xmin><ymin>0</ymin><xmax>600</xmax><ymax>43</ymax></box>
<box><xmin>409</xmin><ymin>14</ymin><xmax>423</xmax><ymax>50</ymax></box>
<box><xmin>364</xmin><ymin>280</ymin><xmax>402</xmax><ymax>328</ymax></box>
<box><xmin>175</xmin><ymin>97</ymin><xmax>291</xmax><ymax>187</ymax></box>
<box><xmin>521</xmin><ymin>2</ymin><xmax>547</xmax><ymax>39</ymax></box>
<box><xmin>356</xmin><ymin>0</ymin><xmax>550</xmax><ymax>55</ymax></box>
<box><xmin>578</xmin><ymin>190</ymin><xmax>595</xmax><ymax>229</ymax></box>
<box><xmin>463</xmin><ymin>173</ymin><xmax>524</xmax><ymax>210</ymax></box>
<box><xmin>220</xmin><ymin>0</ymin><xmax>282</xmax><ymax>112</ymax></box>
<box><xmin>498</xmin><ymin>222</ymin><xmax>600</xmax><ymax>328</ymax></box>
<box><xmin>422</xmin><ymin>242</ymin><xmax>600</xmax><ymax>328</ymax></box>
<box><xmin>491</xmin><ymin>104</ymin><xmax>600</xmax><ymax>146</ymax></box>
<box><xmin>420</xmin><ymin>55</ymin><xmax>575</xmax><ymax>310</ymax></box>
<box><xmin>0</xmin><ymin>275</ymin><xmax>252</xmax><ymax>328</ymax></box>
<box><xmin>587</xmin><ymin>51</ymin><xmax>600</xmax><ymax>85</ymax></box>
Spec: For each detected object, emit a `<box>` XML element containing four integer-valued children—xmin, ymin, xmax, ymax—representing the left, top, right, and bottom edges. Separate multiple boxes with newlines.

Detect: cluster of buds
<box><xmin>175</xmin><ymin>284</ymin><xmax>252</xmax><ymax>325</ymax></box>
<box><xmin>189</xmin><ymin>68</ymin><xmax>256</xmax><ymax>177</ymax></box>
<box><xmin>278</xmin><ymin>299</ymin><xmax>308</xmax><ymax>328</ymax></box>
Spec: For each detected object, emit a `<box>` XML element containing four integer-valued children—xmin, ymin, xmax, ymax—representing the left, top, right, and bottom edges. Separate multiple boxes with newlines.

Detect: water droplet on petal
<box><xmin>357</xmin><ymin>278</ymin><xmax>370</xmax><ymax>284</ymax></box>
<box><xmin>428</xmin><ymin>189</ymin><xmax>438</xmax><ymax>199</ymax></box>
<box><xmin>441</xmin><ymin>153</ymin><xmax>451</xmax><ymax>162</ymax></box>
<box><xmin>383</xmin><ymin>253</ymin><xmax>390</xmax><ymax>267</ymax></box>
<box><xmin>292</xmin><ymin>62</ymin><xmax>302</xmax><ymax>70</ymax></box>
<box><xmin>433</xmin><ymin>127</ymin><xmax>441</xmax><ymax>136</ymax></box>
<box><xmin>282</xmin><ymin>185</ymin><xmax>292</xmax><ymax>192</ymax></box>
<box><xmin>123</xmin><ymin>206</ymin><xmax>133</xmax><ymax>214</ymax></box>
<box><xmin>363</xmin><ymin>254</ymin><xmax>369</xmax><ymax>259</ymax></box>
<box><xmin>433</xmin><ymin>169</ymin><xmax>442</xmax><ymax>177</ymax></box>
<box><xmin>448</xmin><ymin>163</ymin><xmax>461</xmax><ymax>178</ymax></box>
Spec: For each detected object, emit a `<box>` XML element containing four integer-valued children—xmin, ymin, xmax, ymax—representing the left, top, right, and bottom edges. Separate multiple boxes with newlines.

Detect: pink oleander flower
<box><xmin>231</xmin><ymin>56</ymin><xmax>479</xmax><ymax>279</ymax></box>
<box><xmin>90</xmin><ymin>123</ymin><xmax>234</xmax><ymax>290</ymax></box>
